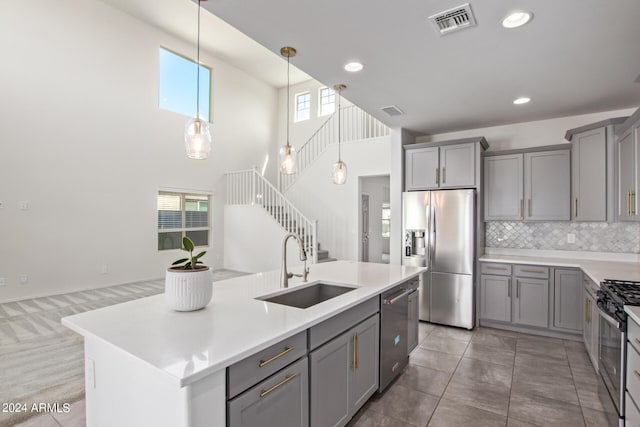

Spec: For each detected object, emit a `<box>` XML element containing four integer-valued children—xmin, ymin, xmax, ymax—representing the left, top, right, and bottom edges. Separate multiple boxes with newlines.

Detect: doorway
<box><xmin>359</xmin><ymin>175</ymin><xmax>391</xmax><ymax>263</ymax></box>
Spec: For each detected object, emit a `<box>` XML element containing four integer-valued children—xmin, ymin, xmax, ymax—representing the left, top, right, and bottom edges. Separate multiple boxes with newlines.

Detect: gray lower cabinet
<box><xmin>480</xmin><ymin>275</ymin><xmax>511</xmax><ymax>322</ymax></box>
<box><xmin>228</xmin><ymin>356</ymin><xmax>309</xmax><ymax>427</ymax></box>
<box><xmin>310</xmin><ymin>314</ymin><xmax>379</xmax><ymax>427</ymax></box>
<box><xmin>407</xmin><ymin>290</ymin><xmax>419</xmax><ymax>353</ymax></box>
<box><xmin>553</xmin><ymin>269</ymin><xmax>583</xmax><ymax>333</ymax></box>
<box><xmin>524</xmin><ymin>150</ymin><xmax>570</xmax><ymax>221</ymax></box>
<box><xmin>513</xmin><ymin>276</ymin><xmax>549</xmax><ymax>328</ymax></box>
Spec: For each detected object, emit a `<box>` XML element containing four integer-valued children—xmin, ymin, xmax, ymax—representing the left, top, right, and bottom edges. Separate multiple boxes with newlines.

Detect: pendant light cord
<box><xmin>286</xmin><ymin>54</ymin><xmax>290</xmax><ymax>148</ymax></box>
<box><xmin>337</xmin><ymin>88</ymin><xmax>341</xmax><ymax>161</ymax></box>
<box><xmin>196</xmin><ymin>0</ymin><xmax>201</xmax><ymax>119</ymax></box>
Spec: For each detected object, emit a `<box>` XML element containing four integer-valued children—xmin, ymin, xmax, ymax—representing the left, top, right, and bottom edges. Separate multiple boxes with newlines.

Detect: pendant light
<box><xmin>332</xmin><ymin>84</ymin><xmax>347</xmax><ymax>185</ymax></box>
<box><xmin>279</xmin><ymin>46</ymin><xmax>298</xmax><ymax>174</ymax></box>
<box><xmin>184</xmin><ymin>0</ymin><xmax>212</xmax><ymax>160</ymax></box>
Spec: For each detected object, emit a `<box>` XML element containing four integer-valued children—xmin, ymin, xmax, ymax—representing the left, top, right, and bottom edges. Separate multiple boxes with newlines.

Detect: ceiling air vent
<box><xmin>380</xmin><ymin>105</ymin><xmax>404</xmax><ymax>117</ymax></box>
<box><xmin>429</xmin><ymin>3</ymin><xmax>476</xmax><ymax>35</ymax></box>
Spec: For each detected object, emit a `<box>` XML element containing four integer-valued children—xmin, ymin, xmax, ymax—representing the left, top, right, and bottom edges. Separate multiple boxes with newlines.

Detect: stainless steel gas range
<box><xmin>597</xmin><ymin>279</ymin><xmax>640</xmax><ymax>427</ymax></box>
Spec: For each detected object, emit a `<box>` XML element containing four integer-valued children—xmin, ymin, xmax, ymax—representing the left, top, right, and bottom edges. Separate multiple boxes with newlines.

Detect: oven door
<box><xmin>598</xmin><ymin>308</ymin><xmax>624</xmax><ymax>427</ymax></box>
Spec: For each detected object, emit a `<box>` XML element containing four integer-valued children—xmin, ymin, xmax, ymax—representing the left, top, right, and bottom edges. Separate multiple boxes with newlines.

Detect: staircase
<box><xmin>225</xmin><ymin>168</ymin><xmax>335</xmax><ymax>264</ymax></box>
<box><xmin>279</xmin><ymin>104</ymin><xmax>389</xmax><ymax>192</ymax></box>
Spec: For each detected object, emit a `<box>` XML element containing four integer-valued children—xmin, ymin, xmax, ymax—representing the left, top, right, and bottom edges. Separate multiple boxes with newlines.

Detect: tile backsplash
<box><xmin>485</xmin><ymin>221</ymin><xmax>640</xmax><ymax>253</ymax></box>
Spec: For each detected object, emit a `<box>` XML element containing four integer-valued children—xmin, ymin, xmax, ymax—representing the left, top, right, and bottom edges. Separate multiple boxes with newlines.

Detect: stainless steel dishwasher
<box><xmin>379</xmin><ymin>277</ymin><xmax>419</xmax><ymax>392</ymax></box>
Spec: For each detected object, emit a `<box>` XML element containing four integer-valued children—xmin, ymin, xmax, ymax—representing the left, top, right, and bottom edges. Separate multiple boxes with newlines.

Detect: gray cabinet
<box><xmin>407</xmin><ymin>290</ymin><xmax>419</xmax><ymax>353</ymax></box>
<box><xmin>405</xmin><ymin>147</ymin><xmax>438</xmax><ymax>190</ymax></box>
<box><xmin>513</xmin><ymin>277</ymin><xmax>549</xmax><ymax>328</ymax></box>
<box><xmin>480</xmin><ymin>275</ymin><xmax>511</xmax><ymax>322</ymax></box>
<box><xmin>583</xmin><ymin>276</ymin><xmax>599</xmax><ymax>370</ymax></box>
<box><xmin>484</xmin><ymin>154</ymin><xmax>523</xmax><ymax>220</ymax></box>
<box><xmin>523</xmin><ymin>150</ymin><xmax>571</xmax><ymax>221</ymax></box>
<box><xmin>440</xmin><ymin>142</ymin><xmax>475</xmax><ymax>188</ymax></box>
<box><xmin>571</xmin><ymin>128</ymin><xmax>606</xmax><ymax>221</ymax></box>
<box><xmin>552</xmin><ymin>269</ymin><xmax>582</xmax><ymax>333</ymax></box>
<box><xmin>228</xmin><ymin>356</ymin><xmax>309</xmax><ymax>427</ymax></box>
<box><xmin>310</xmin><ymin>314</ymin><xmax>379</xmax><ymax>427</ymax></box>
<box><xmin>617</xmin><ymin>109</ymin><xmax>640</xmax><ymax>222</ymax></box>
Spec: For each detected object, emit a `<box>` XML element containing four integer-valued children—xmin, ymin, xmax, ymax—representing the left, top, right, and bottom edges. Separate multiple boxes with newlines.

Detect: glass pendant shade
<box><xmin>184</xmin><ymin>117</ymin><xmax>212</xmax><ymax>160</ymax></box>
<box><xmin>279</xmin><ymin>144</ymin><xmax>297</xmax><ymax>174</ymax></box>
<box><xmin>333</xmin><ymin>160</ymin><xmax>347</xmax><ymax>185</ymax></box>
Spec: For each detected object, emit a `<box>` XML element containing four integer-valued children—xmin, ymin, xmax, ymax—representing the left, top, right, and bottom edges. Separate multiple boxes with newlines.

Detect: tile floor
<box><xmin>348</xmin><ymin>322</ymin><xmax>608</xmax><ymax>427</ymax></box>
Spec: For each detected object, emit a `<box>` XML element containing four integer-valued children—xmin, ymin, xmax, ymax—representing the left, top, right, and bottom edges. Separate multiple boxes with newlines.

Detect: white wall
<box><xmin>360</xmin><ymin>176</ymin><xmax>390</xmax><ymax>263</ymax></box>
<box><xmin>417</xmin><ymin>108</ymin><xmax>636</xmax><ymax>151</ymax></box>
<box><xmin>284</xmin><ymin>137</ymin><xmax>391</xmax><ymax>261</ymax></box>
<box><xmin>0</xmin><ymin>0</ymin><xmax>277</xmax><ymax>301</ymax></box>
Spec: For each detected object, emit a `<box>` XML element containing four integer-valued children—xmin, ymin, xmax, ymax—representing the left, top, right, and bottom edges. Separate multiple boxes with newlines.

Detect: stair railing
<box><xmin>225</xmin><ymin>168</ymin><xmax>318</xmax><ymax>263</ymax></box>
<box><xmin>279</xmin><ymin>105</ymin><xmax>390</xmax><ymax>192</ymax></box>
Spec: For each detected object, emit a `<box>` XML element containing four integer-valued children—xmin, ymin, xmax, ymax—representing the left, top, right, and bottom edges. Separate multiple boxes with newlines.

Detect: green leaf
<box><xmin>182</xmin><ymin>236</ymin><xmax>195</xmax><ymax>252</ymax></box>
<box><xmin>184</xmin><ymin>261</ymin><xmax>192</xmax><ymax>269</ymax></box>
<box><xmin>195</xmin><ymin>251</ymin><xmax>207</xmax><ymax>259</ymax></box>
<box><xmin>172</xmin><ymin>258</ymin><xmax>189</xmax><ymax>265</ymax></box>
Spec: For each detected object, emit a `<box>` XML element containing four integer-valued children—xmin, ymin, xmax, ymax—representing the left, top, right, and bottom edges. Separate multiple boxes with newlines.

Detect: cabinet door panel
<box><xmin>484</xmin><ymin>154</ymin><xmax>523</xmax><ymax>220</ymax></box>
<box><xmin>553</xmin><ymin>269</ymin><xmax>582</xmax><ymax>332</ymax></box>
<box><xmin>524</xmin><ymin>150</ymin><xmax>570</xmax><ymax>221</ymax></box>
<box><xmin>228</xmin><ymin>357</ymin><xmax>309</xmax><ymax>427</ymax></box>
<box><xmin>572</xmin><ymin>128</ymin><xmax>606</xmax><ymax>221</ymax></box>
<box><xmin>480</xmin><ymin>275</ymin><xmax>511</xmax><ymax>322</ymax></box>
<box><xmin>618</xmin><ymin>127</ymin><xmax>640</xmax><ymax>221</ymax></box>
<box><xmin>513</xmin><ymin>278</ymin><xmax>549</xmax><ymax>328</ymax></box>
<box><xmin>309</xmin><ymin>332</ymin><xmax>350</xmax><ymax>427</ymax></box>
<box><xmin>406</xmin><ymin>147</ymin><xmax>439</xmax><ymax>190</ymax></box>
<box><xmin>407</xmin><ymin>291</ymin><xmax>419</xmax><ymax>353</ymax></box>
<box><xmin>349</xmin><ymin>315</ymin><xmax>380</xmax><ymax>416</ymax></box>
<box><xmin>440</xmin><ymin>143</ymin><xmax>475</xmax><ymax>188</ymax></box>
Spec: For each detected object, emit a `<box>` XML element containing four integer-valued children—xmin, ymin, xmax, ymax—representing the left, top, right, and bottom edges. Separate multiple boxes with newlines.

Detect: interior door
<box><xmin>361</xmin><ymin>194</ymin><xmax>369</xmax><ymax>262</ymax></box>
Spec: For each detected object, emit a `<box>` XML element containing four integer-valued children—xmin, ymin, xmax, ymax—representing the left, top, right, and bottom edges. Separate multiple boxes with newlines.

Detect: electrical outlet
<box><xmin>0</xmin><ymin>278</ymin><xmax>5</xmax><ymax>286</ymax></box>
<box><xmin>19</xmin><ymin>274</ymin><xmax>28</xmax><ymax>284</ymax></box>
<box><xmin>567</xmin><ymin>233</ymin><xmax>576</xmax><ymax>244</ymax></box>
<box><xmin>19</xmin><ymin>201</ymin><xmax>29</xmax><ymax>210</ymax></box>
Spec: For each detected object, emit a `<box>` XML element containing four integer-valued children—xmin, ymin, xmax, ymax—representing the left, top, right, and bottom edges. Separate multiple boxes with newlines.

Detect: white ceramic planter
<box><xmin>165</xmin><ymin>267</ymin><xmax>213</xmax><ymax>311</ymax></box>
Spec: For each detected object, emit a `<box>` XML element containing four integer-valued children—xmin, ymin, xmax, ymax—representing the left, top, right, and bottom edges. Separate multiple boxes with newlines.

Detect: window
<box><xmin>318</xmin><ymin>87</ymin><xmax>336</xmax><ymax>116</ymax></box>
<box><xmin>158</xmin><ymin>192</ymin><xmax>210</xmax><ymax>250</ymax></box>
<box><xmin>381</xmin><ymin>204</ymin><xmax>391</xmax><ymax>238</ymax></box>
<box><xmin>158</xmin><ymin>47</ymin><xmax>211</xmax><ymax>121</ymax></box>
<box><xmin>295</xmin><ymin>92</ymin><xmax>311</xmax><ymax>122</ymax></box>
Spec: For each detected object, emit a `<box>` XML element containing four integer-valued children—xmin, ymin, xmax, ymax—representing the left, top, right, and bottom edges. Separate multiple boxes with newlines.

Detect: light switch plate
<box><xmin>567</xmin><ymin>233</ymin><xmax>576</xmax><ymax>244</ymax></box>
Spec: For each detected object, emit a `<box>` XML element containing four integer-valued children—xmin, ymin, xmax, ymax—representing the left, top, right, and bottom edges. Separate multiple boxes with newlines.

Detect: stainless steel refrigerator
<box><xmin>402</xmin><ymin>189</ymin><xmax>475</xmax><ymax>329</ymax></box>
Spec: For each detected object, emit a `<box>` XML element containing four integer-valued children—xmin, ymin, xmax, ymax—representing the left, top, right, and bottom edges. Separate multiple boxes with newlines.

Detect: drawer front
<box><xmin>309</xmin><ymin>297</ymin><xmax>379</xmax><ymax>351</ymax></box>
<box><xmin>627</xmin><ymin>392</ymin><xmax>640</xmax><ymax>427</ymax></box>
<box><xmin>228</xmin><ymin>356</ymin><xmax>309</xmax><ymax>427</ymax></box>
<box><xmin>630</xmin><ymin>319</ymin><xmax>640</xmax><ymax>355</ymax></box>
<box><xmin>228</xmin><ymin>331</ymin><xmax>307</xmax><ymax>399</ymax></box>
<box><xmin>628</xmin><ymin>345</ymin><xmax>640</xmax><ymax>403</ymax></box>
<box><xmin>514</xmin><ymin>264</ymin><xmax>549</xmax><ymax>279</ymax></box>
<box><xmin>480</xmin><ymin>262</ymin><xmax>512</xmax><ymax>276</ymax></box>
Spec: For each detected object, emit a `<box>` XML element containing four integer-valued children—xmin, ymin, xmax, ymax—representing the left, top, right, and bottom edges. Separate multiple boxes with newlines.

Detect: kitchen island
<box><xmin>62</xmin><ymin>261</ymin><xmax>424</xmax><ymax>427</ymax></box>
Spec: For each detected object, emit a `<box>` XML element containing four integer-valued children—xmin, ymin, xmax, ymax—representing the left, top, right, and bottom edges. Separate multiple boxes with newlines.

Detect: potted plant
<box><xmin>165</xmin><ymin>236</ymin><xmax>213</xmax><ymax>311</ymax></box>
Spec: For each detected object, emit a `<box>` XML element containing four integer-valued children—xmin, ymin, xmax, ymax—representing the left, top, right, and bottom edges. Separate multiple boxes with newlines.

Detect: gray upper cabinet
<box><xmin>480</xmin><ymin>274</ymin><xmax>511</xmax><ymax>322</ymax></box>
<box><xmin>484</xmin><ymin>154</ymin><xmax>523</xmax><ymax>220</ymax></box>
<box><xmin>571</xmin><ymin>128</ymin><xmax>606</xmax><ymax>221</ymax></box>
<box><xmin>513</xmin><ymin>276</ymin><xmax>549</xmax><ymax>328</ymax></box>
<box><xmin>405</xmin><ymin>147</ymin><xmax>439</xmax><ymax>190</ymax></box>
<box><xmin>617</xmin><ymin>110</ymin><xmax>640</xmax><ymax>222</ymax></box>
<box><xmin>553</xmin><ymin>269</ymin><xmax>582</xmax><ymax>333</ymax></box>
<box><xmin>405</xmin><ymin>138</ymin><xmax>487</xmax><ymax>191</ymax></box>
<box><xmin>310</xmin><ymin>314</ymin><xmax>379</xmax><ymax>427</ymax></box>
<box><xmin>524</xmin><ymin>150</ymin><xmax>570</xmax><ymax>221</ymax></box>
<box><xmin>440</xmin><ymin>142</ymin><xmax>475</xmax><ymax>188</ymax></box>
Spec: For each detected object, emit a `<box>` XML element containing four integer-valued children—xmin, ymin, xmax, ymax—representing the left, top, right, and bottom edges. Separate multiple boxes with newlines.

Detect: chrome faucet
<box><xmin>281</xmin><ymin>232</ymin><xmax>309</xmax><ymax>288</ymax></box>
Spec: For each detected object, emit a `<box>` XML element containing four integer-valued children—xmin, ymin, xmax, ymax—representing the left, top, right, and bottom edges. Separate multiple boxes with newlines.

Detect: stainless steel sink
<box><xmin>258</xmin><ymin>282</ymin><xmax>356</xmax><ymax>309</ymax></box>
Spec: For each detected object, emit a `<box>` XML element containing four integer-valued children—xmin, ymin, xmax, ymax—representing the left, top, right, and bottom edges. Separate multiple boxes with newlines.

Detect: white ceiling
<box><xmin>104</xmin><ymin>0</ymin><xmax>640</xmax><ymax>135</ymax></box>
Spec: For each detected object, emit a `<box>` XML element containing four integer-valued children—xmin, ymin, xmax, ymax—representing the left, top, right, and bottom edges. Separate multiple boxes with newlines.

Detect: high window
<box><xmin>381</xmin><ymin>204</ymin><xmax>391</xmax><ymax>238</ymax></box>
<box><xmin>158</xmin><ymin>191</ymin><xmax>210</xmax><ymax>250</ymax></box>
<box><xmin>158</xmin><ymin>47</ymin><xmax>211</xmax><ymax>121</ymax></box>
<box><xmin>318</xmin><ymin>87</ymin><xmax>336</xmax><ymax>117</ymax></box>
<box><xmin>295</xmin><ymin>92</ymin><xmax>311</xmax><ymax>122</ymax></box>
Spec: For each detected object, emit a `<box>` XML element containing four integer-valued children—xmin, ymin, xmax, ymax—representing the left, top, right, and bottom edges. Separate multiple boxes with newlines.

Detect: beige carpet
<box><xmin>0</xmin><ymin>271</ymin><xmax>248</xmax><ymax>427</ymax></box>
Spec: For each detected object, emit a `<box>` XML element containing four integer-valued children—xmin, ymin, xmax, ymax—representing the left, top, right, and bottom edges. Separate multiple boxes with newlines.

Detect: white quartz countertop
<box><xmin>62</xmin><ymin>261</ymin><xmax>424</xmax><ymax>387</ymax></box>
<box><xmin>479</xmin><ymin>253</ymin><xmax>640</xmax><ymax>285</ymax></box>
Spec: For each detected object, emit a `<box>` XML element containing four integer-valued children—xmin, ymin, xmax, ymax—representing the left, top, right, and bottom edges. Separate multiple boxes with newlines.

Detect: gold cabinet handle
<box><xmin>629</xmin><ymin>191</ymin><xmax>633</xmax><ymax>217</ymax></box>
<box><xmin>507</xmin><ymin>279</ymin><xmax>511</xmax><ymax>298</ymax></box>
<box><xmin>520</xmin><ymin>269</ymin><xmax>546</xmax><ymax>274</ymax></box>
<box><xmin>528</xmin><ymin>199</ymin><xmax>532</xmax><ymax>217</ymax></box>
<box><xmin>353</xmin><ymin>334</ymin><xmax>359</xmax><ymax>370</ymax></box>
<box><xmin>635</xmin><ymin>370</ymin><xmax>640</xmax><ymax>380</ymax></box>
<box><xmin>520</xmin><ymin>199</ymin><xmax>523</xmax><ymax>218</ymax></box>
<box><xmin>435</xmin><ymin>168</ymin><xmax>439</xmax><ymax>185</ymax></box>
<box><xmin>259</xmin><ymin>373</ymin><xmax>298</xmax><ymax>398</ymax></box>
<box><xmin>635</xmin><ymin>338</ymin><xmax>640</xmax><ymax>346</ymax></box>
<box><xmin>585</xmin><ymin>299</ymin><xmax>589</xmax><ymax>323</ymax></box>
<box><xmin>486</xmin><ymin>266</ymin><xmax>508</xmax><ymax>271</ymax></box>
<box><xmin>633</xmin><ymin>191</ymin><xmax>636</xmax><ymax>216</ymax></box>
<box><xmin>516</xmin><ymin>280</ymin><xmax>520</xmax><ymax>299</ymax></box>
<box><xmin>258</xmin><ymin>346</ymin><xmax>295</xmax><ymax>368</ymax></box>
<box><xmin>574</xmin><ymin>198</ymin><xmax>578</xmax><ymax>218</ymax></box>
<box><xmin>442</xmin><ymin>167</ymin><xmax>446</xmax><ymax>184</ymax></box>
<box><xmin>587</xmin><ymin>299</ymin><xmax>591</xmax><ymax>324</ymax></box>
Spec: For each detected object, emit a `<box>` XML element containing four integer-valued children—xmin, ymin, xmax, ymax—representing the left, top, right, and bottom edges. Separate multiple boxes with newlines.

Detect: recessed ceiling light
<box><xmin>502</xmin><ymin>11</ymin><xmax>532</xmax><ymax>29</ymax></box>
<box><xmin>344</xmin><ymin>62</ymin><xmax>364</xmax><ymax>72</ymax></box>
<box><xmin>513</xmin><ymin>97</ymin><xmax>531</xmax><ymax>105</ymax></box>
